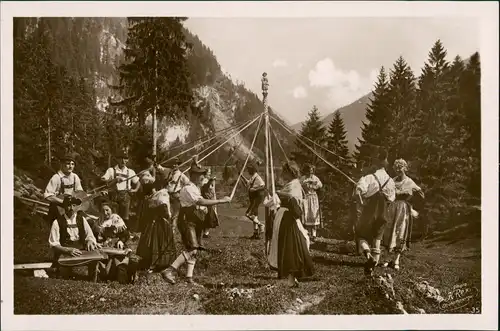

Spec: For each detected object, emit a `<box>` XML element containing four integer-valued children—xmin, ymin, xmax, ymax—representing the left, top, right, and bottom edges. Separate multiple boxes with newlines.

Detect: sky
<box><xmin>184</xmin><ymin>17</ymin><xmax>480</xmax><ymax>125</ymax></box>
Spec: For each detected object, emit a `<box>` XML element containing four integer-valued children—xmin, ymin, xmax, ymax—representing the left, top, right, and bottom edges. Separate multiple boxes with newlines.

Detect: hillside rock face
<box><xmin>93</xmin><ymin>18</ymin><xmax>282</xmax><ymax>164</ymax></box>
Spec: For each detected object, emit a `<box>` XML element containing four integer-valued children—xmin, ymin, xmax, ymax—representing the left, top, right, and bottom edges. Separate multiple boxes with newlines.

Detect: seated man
<box><xmin>48</xmin><ymin>195</ymin><xmax>100</xmax><ymax>281</ymax></box>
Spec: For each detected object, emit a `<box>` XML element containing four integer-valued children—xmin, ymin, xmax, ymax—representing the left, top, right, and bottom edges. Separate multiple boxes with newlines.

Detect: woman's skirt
<box><xmin>136</xmin><ymin>210</ymin><xmax>177</xmax><ymax>271</ymax></box>
<box><xmin>246</xmin><ymin>189</ymin><xmax>265</xmax><ymax>217</ymax></box>
<box><xmin>204</xmin><ymin>206</ymin><xmax>220</xmax><ymax>229</ymax></box>
<box><xmin>383</xmin><ymin>200</ymin><xmax>413</xmax><ymax>252</ymax></box>
<box><xmin>136</xmin><ymin>196</ymin><xmax>148</xmax><ymax>233</ymax></box>
<box><xmin>269</xmin><ymin>208</ymin><xmax>313</xmax><ymax>279</ymax></box>
<box><xmin>303</xmin><ymin>192</ymin><xmax>321</xmax><ymax>227</ymax></box>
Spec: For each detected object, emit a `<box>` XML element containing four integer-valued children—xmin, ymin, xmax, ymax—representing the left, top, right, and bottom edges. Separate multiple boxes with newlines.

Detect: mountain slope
<box><xmin>103</xmin><ymin>19</ymin><xmax>294</xmax><ymax>165</ymax></box>
<box><xmin>292</xmin><ymin>93</ymin><xmax>372</xmax><ymax>153</ymax></box>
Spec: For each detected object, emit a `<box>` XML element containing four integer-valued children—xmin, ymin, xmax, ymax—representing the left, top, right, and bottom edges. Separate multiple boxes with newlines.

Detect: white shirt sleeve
<box><xmin>73</xmin><ymin>174</ymin><xmax>84</xmax><ymax>191</ymax></box>
<box><xmin>312</xmin><ymin>175</ymin><xmax>323</xmax><ymax>190</ymax></box>
<box><xmin>383</xmin><ymin>178</ymin><xmax>396</xmax><ymax>202</ymax></box>
<box><xmin>129</xmin><ymin>169</ymin><xmax>139</xmax><ymax>185</ymax></box>
<box><xmin>82</xmin><ymin>218</ymin><xmax>97</xmax><ymax>244</ymax></box>
<box><xmin>101</xmin><ymin>168</ymin><xmax>114</xmax><ymax>181</ymax></box>
<box><xmin>44</xmin><ymin>174</ymin><xmax>61</xmax><ymax>199</ymax></box>
<box><xmin>180</xmin><ymin>173</ymin><xmax>190</xmax><ymax>186</ymax></box>
<box><xmin>48</xmin><ymin>220</ymin><xmax>61</xmax><ymax>247</ymax></box>
<box><xmin>356</xmin><ymin>175</ymin><xmax>369</xmax><ymax>196</ymax></box>
<box><xmin>180</xmin><ymin>184</ymin><xmax>203</xmax><ymax>207</ymax></box>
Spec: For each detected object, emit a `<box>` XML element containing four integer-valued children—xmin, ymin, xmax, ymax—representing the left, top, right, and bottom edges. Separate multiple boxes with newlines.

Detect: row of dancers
<box><xmin>41</xmin><ymin>147</ymin><xmax>423</xmax><ymax>285</ymax></box>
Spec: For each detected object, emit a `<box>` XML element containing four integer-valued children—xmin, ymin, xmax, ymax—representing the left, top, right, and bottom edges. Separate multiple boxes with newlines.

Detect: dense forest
<box><xmin>13</xmin><ymin>17</ymin><xmax>293</xmax><ymax>190</ymax></box>
<box><xmin>293</xmin><ymin>40</ymin><xmax>481</xmax><ymax>239</ymax></box>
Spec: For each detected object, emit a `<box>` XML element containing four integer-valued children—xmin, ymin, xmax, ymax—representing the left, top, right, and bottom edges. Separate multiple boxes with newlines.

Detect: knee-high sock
<box><xmin>171</xmin><ymin>251</ymin><xmax>188</xmax><ymax>270</ymax></box>
<box><xmin>371</xmin><ymin>239</ymin><xmax>381</xmax><ymax>264</ymax></box>
<box><xmin>186</xmin><ymin>258</ymin><xmax>196</xmax><ymax>278</ymax></box>
<box><xmin>360</xmin><ymin>240</ymin><xmax>371</xmax><ymax>258</ymax></box>
<box><xmin>394</xmin><ymin>252</ymin><xmax>401</xmax><ymax>264</ymax></box>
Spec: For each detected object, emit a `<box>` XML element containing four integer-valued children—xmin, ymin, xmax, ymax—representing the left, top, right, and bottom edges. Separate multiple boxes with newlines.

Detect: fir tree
<box><xmin>326</xmin><ymin>112</ymin><xmax>351</xmax><ymax>169</ymax></box>
<box><xmin>460</xmin><ymin>52</ymin><xmax>481</xmax><ymax>200</ymax></box>
<box><xmin>292</xmin><ymin>105</ymin><xmax>326</xmax><ymax>167</ymax></box>
<box><xmin>386</xmin><ymin>56</ymin><xmax>417</xmax><ymax>162</ymax></box>
<box><xmin>321</xmin><ymin>111</ymin><xmax>353</xmax><ymax>238</ymax></box>
<box><xmin>112</xmin><ymin>18</ymin><xmax>193</xmax><ymax>125</ymax></box>
<box><xmin>354</xmin><ymin>66</ymin><xmax>391</xmax><ymax>169</ymax></box>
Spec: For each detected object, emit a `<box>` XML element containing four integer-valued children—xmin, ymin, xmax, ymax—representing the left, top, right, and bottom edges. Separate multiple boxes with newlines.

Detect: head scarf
<box><xmin>393</xmin><ymin>158</ymin><xmax>408</xmax><ymax>173</ymax></box>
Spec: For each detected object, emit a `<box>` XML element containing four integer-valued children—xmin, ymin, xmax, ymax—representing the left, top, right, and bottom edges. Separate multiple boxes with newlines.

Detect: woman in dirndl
<box><xmin>382</xmin><ymin>159</ymin><xmax>424</xmax><ymax>270</ymax></box>
<box><xmin>135</xmin><ymin>171</ymin><xmax>177</xmax><ymax>272</ymax></box>
<box><xmin>201</xmin><ymin>168</ymin><xmax>219</xmax><ymax>238</ymax></box>
<box><xmin>160</xmin><ymin>161</ymin><xmax>231</xmax><ymax>285</ymax></box>
<box><xmin>92</xmin><ymin>199</ymin><xmax>140</xmax><ymax>283</ymax></box>
<box><xmin>301</xmin><ymin>164</ymin><xmax>323</xmax><ymax>240</ymax></box>
<box><xmin>267</xmin><ymin>161</ymin><xmax>313</xmax><ymax>287</ymax></box>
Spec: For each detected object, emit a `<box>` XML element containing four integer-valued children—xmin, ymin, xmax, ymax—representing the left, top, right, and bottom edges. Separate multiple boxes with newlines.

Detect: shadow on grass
<box><xmin>312</xmin><ymin>255</ymin><xmax>365</xmax><ymax>268</ymax></box>
<box><xmin>221</xmin><ymin>235</ymin><xmax>258</xmax><ymax>240</ymax></box>
<box><xmin>201</xmin><ymin>281</ymin><xmax>266</xmax><ymax>289</ymax></box>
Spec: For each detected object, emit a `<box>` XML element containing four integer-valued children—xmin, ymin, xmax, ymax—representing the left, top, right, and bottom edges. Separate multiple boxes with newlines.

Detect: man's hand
<box><xmin>116</xmin><ymin>240</ymin><xmax>124</xmax><ymax>249</ymax></box>
<box><xmin>68</xmin><ymin>248</ymin><xmax>82</xmax><ymax>257</ymax></box>
<box><xmin>116</xmin><ymin>177</ymin><xmax>125</xmax><ymax>183</ymax></box>
<box><xmin>87</xmin><ymin>240</ymin><xmax>97</xmax><ymax>251</ymax></box>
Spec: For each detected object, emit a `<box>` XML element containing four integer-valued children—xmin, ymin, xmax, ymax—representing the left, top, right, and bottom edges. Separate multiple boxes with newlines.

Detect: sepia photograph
<box><xmin>1</xmin><ymin>1</ymin><xmax>498</xmax><ymax>330</ymax></box>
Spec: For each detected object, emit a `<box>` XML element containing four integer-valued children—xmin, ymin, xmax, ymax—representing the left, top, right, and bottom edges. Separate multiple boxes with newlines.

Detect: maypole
<box><xmin>153</xmin><ymin>48</ymin><xmax>158</xmax><ymax>159</ymax></box>
<box><xmin>261</xmin><ymin>72</ymin><xmax>271</xmax><ymax>253</ymax></box>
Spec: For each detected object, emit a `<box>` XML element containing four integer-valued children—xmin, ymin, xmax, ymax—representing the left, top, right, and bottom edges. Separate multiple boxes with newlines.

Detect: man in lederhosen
<box><xmin>44</xmin><ymin>153</ymin><xmax>84</xmax><ymax>222</ymax></box>
<box><xmin>165</xmin><ymin>157</ymin><xmax>189</xmax><ymax>230</ymax></box>
<box><xmin>101</xmin><ymin>151</ymin><xmax>140</xmax><ymax>234</ymax></box>
<box><xmin>48</xmin><ymin>195</ymin><xmax>99</xmax><ymax>281</ymax></box>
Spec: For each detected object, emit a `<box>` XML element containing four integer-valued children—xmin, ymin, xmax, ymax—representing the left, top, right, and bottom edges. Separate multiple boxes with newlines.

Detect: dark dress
<box><xmin>277</xmin><ymin>195</ymin><xmax>314</xmax><ymax>279</ymax></box>
<box><xmin>136</xmin><ymin>190</ymin><xmax>177</xmax><ymax>271</ymax></box>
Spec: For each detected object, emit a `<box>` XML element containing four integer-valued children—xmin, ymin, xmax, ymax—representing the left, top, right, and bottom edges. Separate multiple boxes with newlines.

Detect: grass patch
<box><xmin>13</xmin><ymin>204</ymin><xmax>481</xmax><ymax>315</ymax></box>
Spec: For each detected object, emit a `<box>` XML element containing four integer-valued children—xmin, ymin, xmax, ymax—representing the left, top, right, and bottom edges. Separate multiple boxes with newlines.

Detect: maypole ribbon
<box><xmin>230</xmin><ymin>114</ymin><xmax>264</xmax><ymax>200</ymax></box>
<box><xmin>182</xmin><ymin>113</ymin><xmax>263</xmax><ymax>174</ymax></box>
<box><xmin>271</xmin><ymin>115</ymin><xmax>356</xmax><ymax>184</ymax></box>
<box><xmin>270</xmin><ymin>115</ymin><xmax>354</xmax><ymax>164</ymax></box>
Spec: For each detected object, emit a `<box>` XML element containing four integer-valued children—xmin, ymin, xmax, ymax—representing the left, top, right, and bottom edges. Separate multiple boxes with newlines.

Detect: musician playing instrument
<box><xmin>44</xmin><ymin>153</ymin><xmax>85</xmax><ymax>221</ymax></box>
<box><xmin>48</xmin><ymin>195</ymin><xmax>99</xmax><ymax>280</ymax></box>
<box><xmin>101</xmin><ymin>151</ymin><xmax>140</xmax><ymax>231</ymax></box>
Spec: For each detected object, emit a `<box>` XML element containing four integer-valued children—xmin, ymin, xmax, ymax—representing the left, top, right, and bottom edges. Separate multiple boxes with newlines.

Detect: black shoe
<box><xmin>364</xmin><ymin>258</ymin><xmax>377</xmax><ymax>277</ymax></box>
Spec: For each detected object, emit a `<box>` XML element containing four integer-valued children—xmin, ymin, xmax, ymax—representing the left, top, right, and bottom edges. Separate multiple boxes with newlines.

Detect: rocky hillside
<box><xmin>95</xmin><ymin>18</ymin><xmax>293</xmax><ymax>165</ymax></box>
<box><xmin>291</xmin><ymin>93</ymin><xmax>372</xmax><ymax>153</ymax></box>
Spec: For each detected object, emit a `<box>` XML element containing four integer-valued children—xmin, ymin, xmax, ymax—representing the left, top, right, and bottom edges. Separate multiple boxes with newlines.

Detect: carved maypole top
<box><xmin>261</xmin><ymin>72</ymin><xmax>269</xmax><ymax>98</ymax></box>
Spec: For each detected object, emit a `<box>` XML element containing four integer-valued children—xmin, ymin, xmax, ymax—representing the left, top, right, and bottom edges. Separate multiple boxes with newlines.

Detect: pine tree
<box><xmin>321</xmin><ymin>111</ymin><xmax>353</xmax><ymax>238</ymax></box>
<box><xmin>292</xmin><ymin>105</ymin><xmax>326</xmax><ymax>168</ymax></box>
<box><xmin>460</xmin><ymin>52</ymin><xmax>481</xmax><ymax>200</ymax></box>
<box><xmin>354</xmin><ymin>66</ymin><xmax>391</xmax><ymax>170</ymax></box>
<box><xmin>326</xmin><ymin>112</ymin><xmax>351</xmax><ymax>169</ymax></box>
<box><xmin>386</xmin><ymin>56</ymin><xmax>417</xmax><ymax>162</ymax></box>
<box><xmin>411</xmin><ymin>40</ymin><xmax>471</xmax><ymax>233</ymax></box>
<box><xmin>111</xmin><ymin>18</ymin><xmax>193</xmax><ymax>125</ymax></box>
